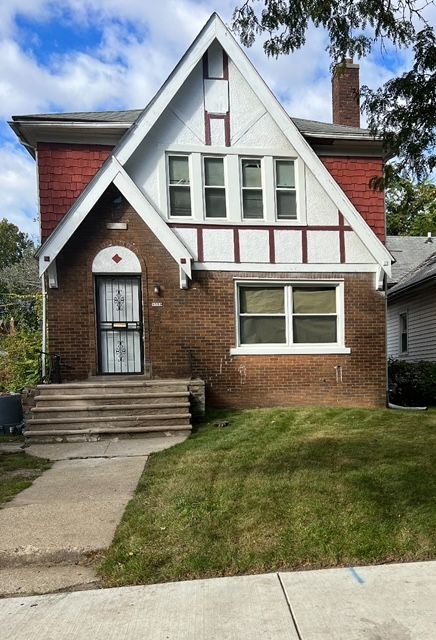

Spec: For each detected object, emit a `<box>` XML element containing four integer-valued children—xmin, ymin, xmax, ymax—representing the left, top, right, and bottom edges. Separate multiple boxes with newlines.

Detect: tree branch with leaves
<box><xmin>233</xmin><ymin>0</ymin><xmax>435</xmax><ymax>179</ymax></box>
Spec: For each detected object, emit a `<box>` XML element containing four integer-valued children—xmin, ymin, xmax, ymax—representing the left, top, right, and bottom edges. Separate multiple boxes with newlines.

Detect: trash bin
<box><xmin>0</xmin><ymin>393</ymin><xmax>23</xmax><ymax>434</ymax></box>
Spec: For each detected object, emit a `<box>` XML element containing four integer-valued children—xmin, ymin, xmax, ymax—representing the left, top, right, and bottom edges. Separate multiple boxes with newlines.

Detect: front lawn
<box><xmin>99</xmin><ymin>408</ymin><xmax>436</xmax><ymax>586</ymax></box>
<box><xmin>0</xmin><ymin>442</ymin><xmax>51</xmax><ymax>506</ymax></box>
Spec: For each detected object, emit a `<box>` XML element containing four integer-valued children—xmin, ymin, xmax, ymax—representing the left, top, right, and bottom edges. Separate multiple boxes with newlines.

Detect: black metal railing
<box><xmin>39</xmin><ymin>351</ymin><xmax>62</xmax><ymax>384</ymax></box>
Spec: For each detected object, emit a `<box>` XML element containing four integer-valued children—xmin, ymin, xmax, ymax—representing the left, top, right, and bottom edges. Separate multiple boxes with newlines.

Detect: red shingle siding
<box><xmin>321</xmin><ymin>156</ymin><xmax>385</xmax><ymax>242</ymax></box>
<box><xmin>46</xmin><ymin>190</ymin><xmax>387</xmax><ymax>409</ymax></box>
<box><xmin>38</xmin><ymin>143</ymin><xmax>113</xmax><ymax>242</ymax></box>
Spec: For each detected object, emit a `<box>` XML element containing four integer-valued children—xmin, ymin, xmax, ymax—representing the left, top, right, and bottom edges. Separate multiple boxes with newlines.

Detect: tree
<box><xmin>0</xmin><ymin>232</ymin><xmax>40</xmax><ymax>331</ymax></box>
<box><xmin>232</xmin><ymin>1</ymin><xmax>435</xmax><ymax>179</ymax></box>
<box><xmin>0</xmin><ymin>219</ymin><xmax>32</xmax><ymax>270</ymax></box>
<box><xmin>385</xmin><ymin>168</ymin><xmax>436</xmax><ymax>235</ymax></box>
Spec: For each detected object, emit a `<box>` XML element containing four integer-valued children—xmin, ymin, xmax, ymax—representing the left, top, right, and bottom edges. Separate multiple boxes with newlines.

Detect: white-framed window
<box><xmin>203</xmin><ymin>156</ymin><xmax>226</xmax><ymax>218</ymax></box>
<box><xmin>241</xmin><ymin>158</ymin><xmax>263</xmax><ymax>219</ymax></box>
<box><xmin>399</xmin><ymin>311</ymin><xmax>408</xmax><ymax>354</ymax></box>
<box><xmin>168</xmin><ymin>155</ymin><xmax>191</xmax><ymax>217</ymax></box>
<box><xmin>275</xmin><ymin>159</ymin><xmax>297</xmax><ymax>220</ymax></box>
<box><xmin>231</xmin><ymin>281</ymin><xmax>350</xmax><ymax>355</ymax></box>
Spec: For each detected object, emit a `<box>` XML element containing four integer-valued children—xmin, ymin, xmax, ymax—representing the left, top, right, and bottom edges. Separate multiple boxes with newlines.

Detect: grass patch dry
<box><xmin>0</xmin><ymin>442</ymin><xmax>51</xmax><ymax>506</ymax></box>
<box><xmin>99</xmin><ymin>407</ymin><xmax>436</xmax><ymax>586</ymax></box>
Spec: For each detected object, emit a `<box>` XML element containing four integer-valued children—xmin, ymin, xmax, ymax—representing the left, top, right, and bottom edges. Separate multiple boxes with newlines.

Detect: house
<box><xmin>10</xmin><ymin>13</ymin><xmax>393</xmax><ymax>440</ymax></box>
<box><xmin>386</xmin><ymin>235</ymin><xmax>436</xmax><ymax>361</ymax></box>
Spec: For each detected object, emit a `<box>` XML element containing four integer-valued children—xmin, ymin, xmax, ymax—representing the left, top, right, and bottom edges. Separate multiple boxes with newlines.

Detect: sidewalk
<box><xmin>0</xmin><ymin>437</ymin><xmax>187</xmax><ymax>596</ymax></box>
<box><xmin>1</xmin><ymin>562</ymin><xmax>435</xmax><ymax>639</ymax></box>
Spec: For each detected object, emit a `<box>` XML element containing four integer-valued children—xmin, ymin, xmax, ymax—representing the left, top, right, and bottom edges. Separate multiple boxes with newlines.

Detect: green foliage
<box><xmin>232</xmin><ymin>1</ymin><xmax>435</xmax><ymax>179</ymax></box>
<box><xmin>0</xmin><ymin>325</ymin><xmax>42</xmax><ymax>392</ymax></box>
<box><xmin>385</xmin><ymin>167</ymin><xmax>436</xmax><ymax>235</ymax></box>
<box><xmin>0</xmin><ymin>241</ymin><xmax>40</xmax><ymax>331</ymax></box>
<box><xmin>362</xmin><ymin>27</ymin><xmax>436</xmax><ymax>179</ymax></box>
<box><xmin>0</xmin><ymin>219</ymin><xmax>32</xmax><ymax>270</ymax></box>
<box><xmin>388</xmin><ymin>358</ymin><xmax>436</xmax><ymax>406</ymax></box>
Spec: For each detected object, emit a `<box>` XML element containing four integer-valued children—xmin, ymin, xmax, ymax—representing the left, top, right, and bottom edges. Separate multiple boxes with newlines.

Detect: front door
<box><xmin>96</xmin><ymin>276</ymin><xmax>143</xmax><ymax>374</ymax></box>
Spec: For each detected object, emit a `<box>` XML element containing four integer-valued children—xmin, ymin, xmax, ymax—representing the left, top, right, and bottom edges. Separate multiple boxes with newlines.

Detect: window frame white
<box><xmin>203</xmin><ymin>155</ymin><xmax>227</xmax><ymax>219</ymax></box>
<box><xmin>240</xmin><ymin>157</ymin><xmax>264</xmax><ymax>220</ymax></box>
<box><xmin>167</xmin><ymin>153</ymin><xmax>193</xmax><ymax>219</ymax></box>
<box><xmin>399</xmin><ymin>311</ymin><xmax>408</xmax><ymax>354</ymax></box>
<box><xmin>231</xmin><ymin>280</ymin><xmax>350</xmax><ymax>355</ymax></box>
<box><xmin>162</xmin><ymin>148</ymin><xmax>306</xmax><ymax>225</ymax></box>
<box><xmin>274</xmin><ymin>158</ymin><xmax>298</xmax><ymax>221</ymax></box>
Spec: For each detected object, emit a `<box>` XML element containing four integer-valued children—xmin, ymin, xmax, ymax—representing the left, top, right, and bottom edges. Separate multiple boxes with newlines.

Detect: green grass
<box><xmin>99</xmin><ymin>407</ymin><xmax>436</xmax><ymax>586</ymax></box>
<box><xmin>0</xmin><ymin>440</ymin><xmax>51</xmax><ymax>506</ymax></box>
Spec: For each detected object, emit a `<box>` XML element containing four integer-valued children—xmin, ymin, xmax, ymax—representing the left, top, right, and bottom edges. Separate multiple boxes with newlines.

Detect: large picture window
<box><xmin>233</xmin><ymin>282</ymin><xmax>348</xmax><ymax>354</ymax></box>
<box><xmin>168</xmin><ymin>155</ymin><xmax>191</xmax><ymax>217</ymax></box>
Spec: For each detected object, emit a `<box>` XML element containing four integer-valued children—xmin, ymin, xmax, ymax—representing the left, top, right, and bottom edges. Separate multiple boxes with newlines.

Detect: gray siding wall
<box><xmin>387</xmin><ymin>283</ymin><xmax>436</xmax><ymax>361</ymax></box>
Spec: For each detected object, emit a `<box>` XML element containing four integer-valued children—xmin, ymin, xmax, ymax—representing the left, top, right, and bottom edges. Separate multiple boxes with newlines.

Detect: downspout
<box><xmin>41</xmin><ymin>273</ymin><xmax>47</xmax><ymax>381</ymax></box>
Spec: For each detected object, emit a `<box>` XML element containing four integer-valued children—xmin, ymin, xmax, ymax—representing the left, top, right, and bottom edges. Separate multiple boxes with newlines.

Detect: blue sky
<box><xmin>0</xmin><ymin>0</ymin><xmax>425</xmax><ymax>242</ymax></box>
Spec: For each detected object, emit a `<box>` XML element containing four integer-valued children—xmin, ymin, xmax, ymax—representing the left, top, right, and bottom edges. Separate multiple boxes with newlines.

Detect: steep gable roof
<box><xmin>34</xmin><ymin>12</ymin><xmax>392</xmax><ymax>278</ymax></box>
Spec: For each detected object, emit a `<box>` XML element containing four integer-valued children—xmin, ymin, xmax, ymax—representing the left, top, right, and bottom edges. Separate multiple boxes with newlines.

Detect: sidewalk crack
<box><xmin>277</xmin><ymin>573</ymin><xmax>303</xmax><ymax>640</ymax></box>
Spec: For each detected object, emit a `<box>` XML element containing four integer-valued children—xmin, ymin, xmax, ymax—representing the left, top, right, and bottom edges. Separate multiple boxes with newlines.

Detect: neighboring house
<box><xmin>11</xmin><ymin>13</ymin><xmax>392</xmax><ymax>411</ymax></box>
<box><xmin>386</xmin><ymin>235</ymin><xmax>436</xmax><ymax>361</ymax></box>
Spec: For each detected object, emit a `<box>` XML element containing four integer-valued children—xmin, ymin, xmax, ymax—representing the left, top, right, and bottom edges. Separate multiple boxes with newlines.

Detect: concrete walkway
<box><xmin>1</xmin><ymin>562</ymin><xmax>435</xmax><ymax>639</ymax></box>
<box><xmin>0</xmin><ymin>437</ymin><xmax>187</xmax><ymax>597</ymax></box>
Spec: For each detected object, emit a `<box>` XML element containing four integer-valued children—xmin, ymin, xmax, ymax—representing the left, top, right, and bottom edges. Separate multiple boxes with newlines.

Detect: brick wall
<box><xmin>38</xmin><ymin>143</ymin><xmax>113</xmax><ymax>241</ymax></box>
<box><xmin>46</xmin><ymin>190</ymin><xmax>387</xmax><ymax>409</ymax></box>
<box><xmin>321</xmin><ymin>157</ymin><xmax>385</xmax><ymax>242</ymax></box>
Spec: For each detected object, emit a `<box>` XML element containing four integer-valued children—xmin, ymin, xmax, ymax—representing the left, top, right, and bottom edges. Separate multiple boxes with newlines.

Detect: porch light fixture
<box><xmin>154</xmin><ymin>284</ymin><xmax>161</xmax><ymax>295</ymax></box>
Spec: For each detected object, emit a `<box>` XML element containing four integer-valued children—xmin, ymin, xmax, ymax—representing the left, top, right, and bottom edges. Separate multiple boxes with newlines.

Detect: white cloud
<box><xmin>0</xmin><ymin>143</ymin><xmax>37</xmax><ymax>238</ymax></box>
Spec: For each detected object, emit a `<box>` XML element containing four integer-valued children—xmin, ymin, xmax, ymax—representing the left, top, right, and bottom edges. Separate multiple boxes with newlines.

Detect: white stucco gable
<box><xmin>36</xmin><ymin>12</ymin><xmax>392</xmax><ymax>284</ymax></box>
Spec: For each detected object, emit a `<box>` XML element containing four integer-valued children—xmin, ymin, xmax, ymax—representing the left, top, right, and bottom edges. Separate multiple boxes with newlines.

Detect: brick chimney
<box><xmin>332</xmin><ymin>59</ymin><xmax>360</xmax><ymax>128</ymax></box>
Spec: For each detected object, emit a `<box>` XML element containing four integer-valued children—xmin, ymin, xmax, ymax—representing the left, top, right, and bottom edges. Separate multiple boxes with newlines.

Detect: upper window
<box><xmin>241</xmin><ymin>158</ymin><xmax>263</xmax><ymax>219</ymax></box>
<box><xmin>168</xmin><ymin>155</ymin><xmax>191</xmax><ymax>217</ymax></box>
<box><xmin>236</xmin><ymin>283</ymin><xmax>343</xmax><ymax>349</ymax></box>
<box><xmin>204</xmin><ymin>157</ymin><xmax>226</xmax><ymax>218</ymax></box>
<box><xmin>400</xmin><ymin>312</ymin><xmax>408</xmax><ymax>353</ymax></box>
<box><xmin>275</xmin><ymin>159</ymin><xmax>297</xmax><ymax>220</ymax></box>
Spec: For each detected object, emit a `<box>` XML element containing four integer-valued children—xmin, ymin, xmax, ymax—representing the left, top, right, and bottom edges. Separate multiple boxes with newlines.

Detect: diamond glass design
<box><xmin>112</xmin><ymin>253</ymin><xmax>123</xmax><ymax>264</ymax></box>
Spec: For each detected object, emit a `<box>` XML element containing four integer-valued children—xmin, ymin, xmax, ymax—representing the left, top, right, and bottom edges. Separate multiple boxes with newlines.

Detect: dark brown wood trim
<box><xmin>302</xmin><ymin>229</ymin><xmax>308</xmax><ymax>263</ymax></box>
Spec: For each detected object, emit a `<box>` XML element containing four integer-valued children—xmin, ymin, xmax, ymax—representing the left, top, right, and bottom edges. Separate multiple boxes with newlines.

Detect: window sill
<box><xmin>230</xmin><ymin>345</ymin><xmax>351</xmax><ymax>356</ymax></box>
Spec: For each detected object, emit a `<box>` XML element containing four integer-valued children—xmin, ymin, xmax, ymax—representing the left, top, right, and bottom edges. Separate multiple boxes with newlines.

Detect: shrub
<box><xmin>0</xmin><ymin>328</ymin><xmax>41</xmax><ymax>392</ymax></box>
<box><xmin>388</xmin><ymin>358</ymin><xmax>436</xmax><ymax>406</ymax></box>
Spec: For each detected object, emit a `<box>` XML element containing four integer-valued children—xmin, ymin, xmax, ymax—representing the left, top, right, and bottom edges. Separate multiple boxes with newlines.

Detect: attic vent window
<box><xmin>168</xmin><ymin>155</ymin><xmax>191</xmax><ymax>217</ymax></box>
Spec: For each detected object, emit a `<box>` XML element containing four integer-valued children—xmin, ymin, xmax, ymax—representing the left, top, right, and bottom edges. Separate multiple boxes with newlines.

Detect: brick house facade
<box><xmin>11</xmin><ymin>14</ymin><xmax>392</xmax><ymax>410</ymax></box>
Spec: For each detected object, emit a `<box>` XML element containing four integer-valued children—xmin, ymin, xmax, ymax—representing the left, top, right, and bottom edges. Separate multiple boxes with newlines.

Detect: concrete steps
<box><xmin>25</xmin><ymin>379</ymin><xmax>194</xmax><ymax>442</ymax></box>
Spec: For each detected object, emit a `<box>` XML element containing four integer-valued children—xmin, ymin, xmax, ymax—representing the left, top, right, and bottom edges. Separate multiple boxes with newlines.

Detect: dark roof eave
<box><xmin>388</xmin><ymin>274</ymin><xmax>436</xmax><ymax>298</ymax></box>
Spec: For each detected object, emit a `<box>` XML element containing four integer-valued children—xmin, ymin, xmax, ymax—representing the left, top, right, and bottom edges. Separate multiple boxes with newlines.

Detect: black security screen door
<box><xmin>96</xmin><ymin>276</ymin><xmax>143</xmax><ymax>374</ymax></box>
